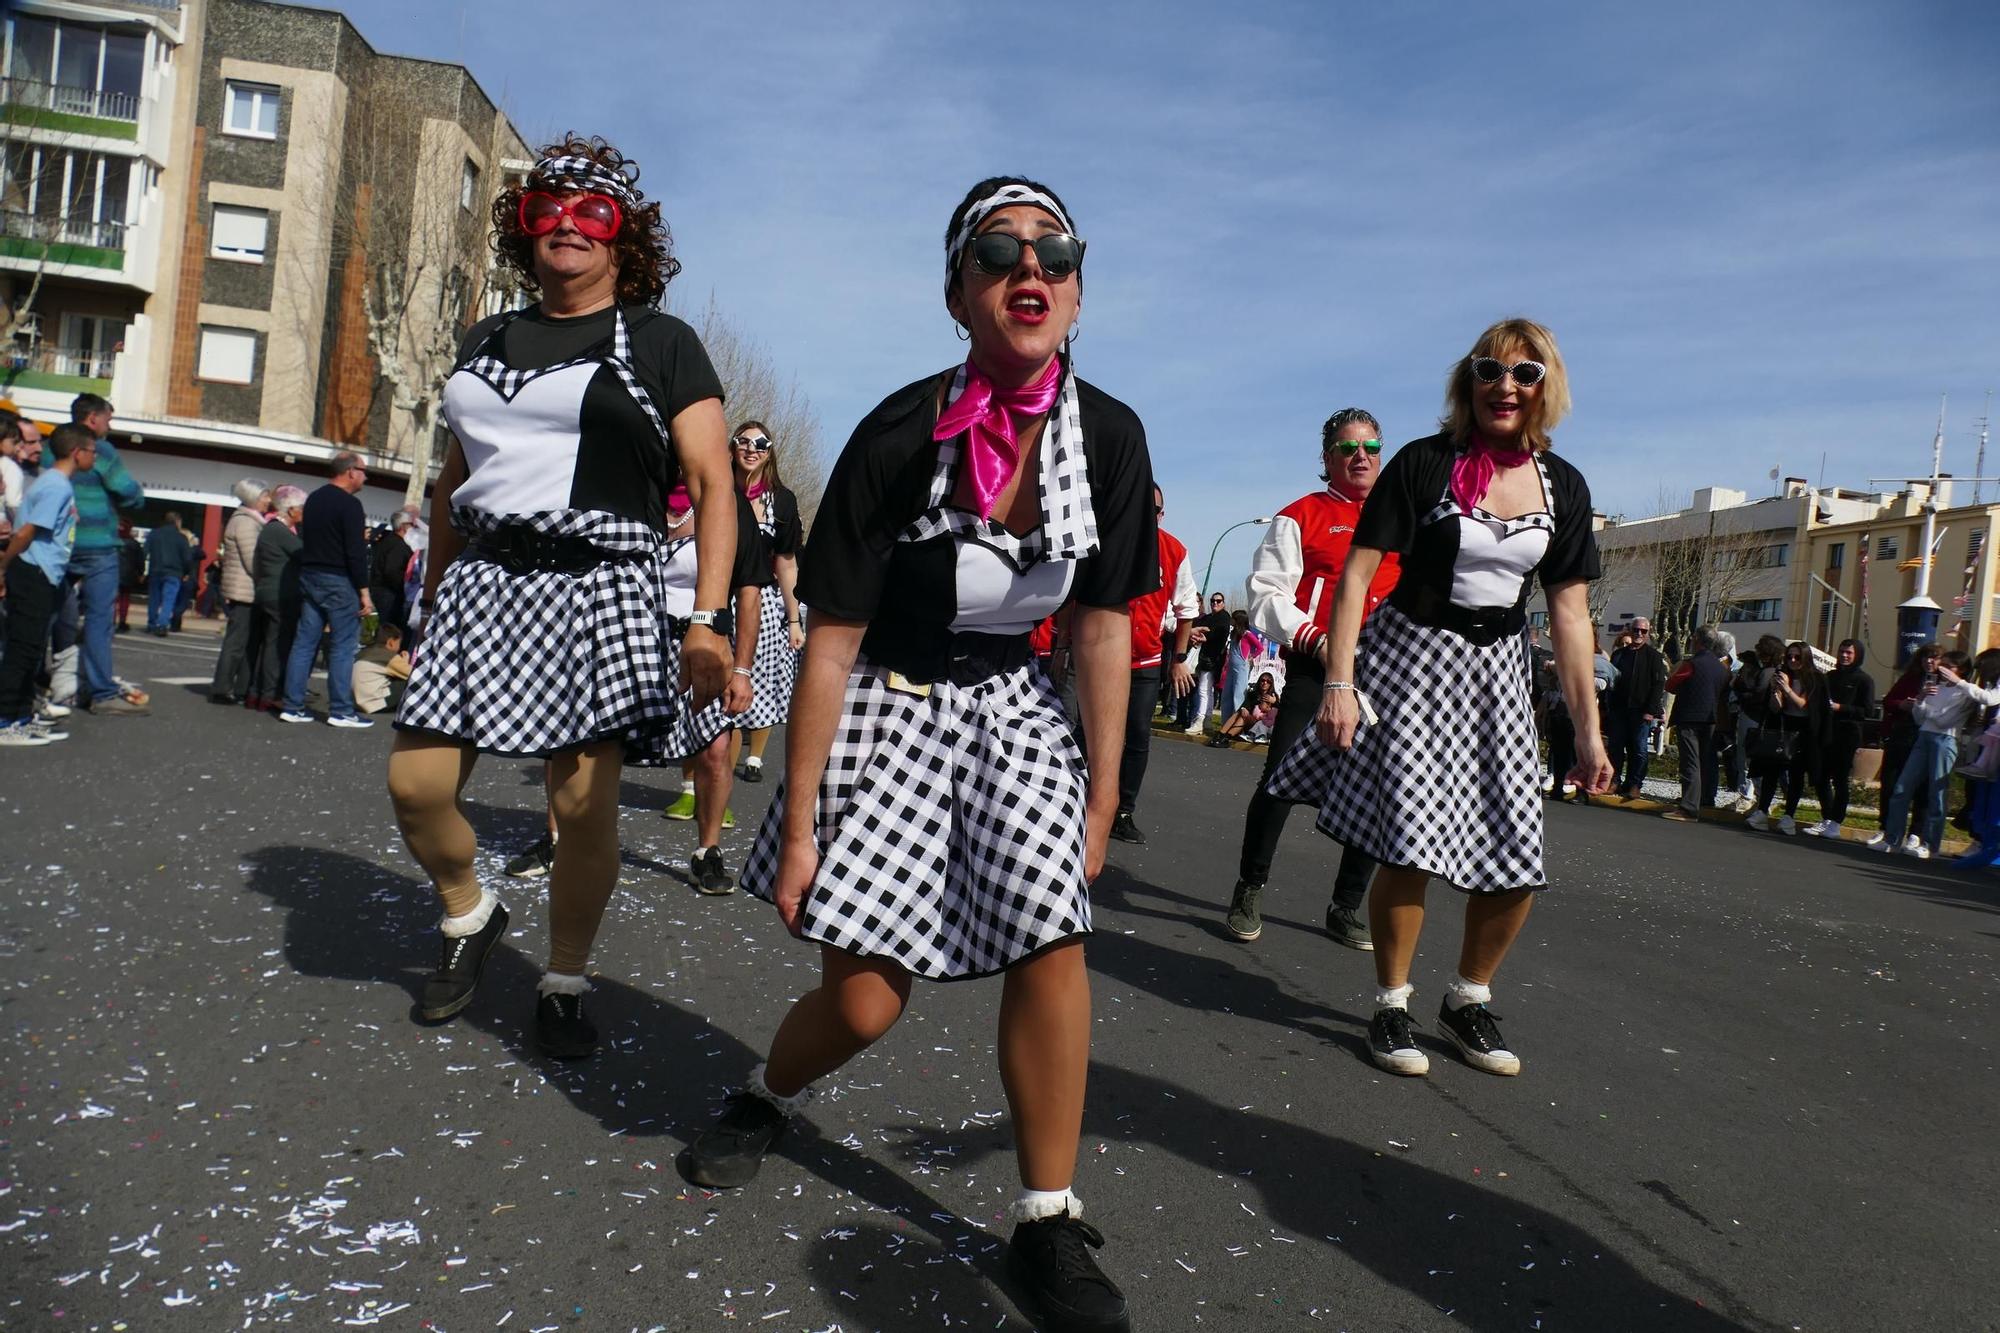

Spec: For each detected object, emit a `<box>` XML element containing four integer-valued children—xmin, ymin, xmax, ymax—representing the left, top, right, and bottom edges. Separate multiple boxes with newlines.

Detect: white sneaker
<box><xmin>1181</xmin><ymin>725</ymin><xmax>1205</xmax><ymax>735</ymax></box>
<box><xmin>1901</xmin><ymin>834</ymin><xmax>1924</xmax><ymax>854</ymax></box>
<box><xmin>277</xmin><ymin>710</ymin><xmax>315</xmax><ymax>724</ymax></box>
<box><xmin>1807</xmin><ymin>819</ymin><xmax>1842</xmax><ymax>838</ymax></box>
<box><xmin>1904</xmin><ymin>842</ymin><xmax>1933</xmax><ymax>860</ymax></box>
<box><xmin>36</xmin><ymin>698</ymin><xmax>71</xmax><ymax>719</ymax></box>
<box><xmin>1746</xmin><ymin>810</ymin><xmax>1769</xmax><ymax>831</ymax></box>
<box><xmin>0</xmin><ymin>723</ymin><xmax>52</xmax><ymax>747</ymax></box>
<box><xmin>327</xmin><ymin>714</ymin><xmax>375</xmax><ymax>729</ymax></box>
<box><xmin>1864</xmin><ymin>832</ymin><xmax>1893</xmax><ymax>853</ymax></box>
<box><xmin>1777</xmin><ymin>815</ymin><xmax>1797</xmax><ymax>836</ymax></box>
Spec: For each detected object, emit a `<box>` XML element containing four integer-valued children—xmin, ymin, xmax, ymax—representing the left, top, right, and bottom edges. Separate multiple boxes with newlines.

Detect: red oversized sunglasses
<box><xmin>517</xmin><ymin>191</ymin><xmax>622</xmax><ymax>242</ymax></box>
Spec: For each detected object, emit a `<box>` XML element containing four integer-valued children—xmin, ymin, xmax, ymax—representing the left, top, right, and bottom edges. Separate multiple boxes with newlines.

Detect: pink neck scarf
<box><xmin>933</xmin><ymin>356</ymin><xmax>1063</xmax><ymax>520</ymax></box>
<box><xmin>667</xmin><ymin>476</ymin><xmax>769</xmax><ymax>517</ymax></box>
<box><xmin>1450</xmin><ymin>433</ymin><xmax>1533</xmax><ymax>516</ymax></box>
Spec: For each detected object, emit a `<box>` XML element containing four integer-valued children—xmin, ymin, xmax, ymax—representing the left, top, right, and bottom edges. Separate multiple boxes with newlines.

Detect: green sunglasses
<box><xmin>1329</xmin><ymin>439</ymin><xmax>1382</xmax><ymax>457</ymax></box>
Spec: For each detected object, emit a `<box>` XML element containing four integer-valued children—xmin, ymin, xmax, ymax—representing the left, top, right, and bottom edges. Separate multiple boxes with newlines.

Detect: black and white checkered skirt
<box><xmin>734</xmin><ymin>583</ymin><xmax>797</xmax><ymax>732</ymax></box>
<box><xmin>654</xmin><ymin>626</ymin><xmax>738</xmax><ymax>761</ymax></box>
<box><xmin>395</xmin><ymin>510</ymin><xmax>684</xmax><ymax>765</ymax></box>
<box><xmin>740</xmin><ymin>657</ymin><xmax>1092</xmax><ymax>980</ymax></box>
<box><xmin>1264</xmin><ymin>603</ymin><xmax>1546</xmax><ymax>893</ymax></box>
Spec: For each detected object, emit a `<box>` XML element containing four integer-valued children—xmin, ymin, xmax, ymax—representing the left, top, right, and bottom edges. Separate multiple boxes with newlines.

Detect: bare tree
<box><xmin>675</xmin><ymin>291</ymin><xmax>828</xmax><ymax>526</ymax></box>
<box><xmin>286</xmin><ymin>71</ymin><xmax>515</xmax><ymax>503</ymax></box>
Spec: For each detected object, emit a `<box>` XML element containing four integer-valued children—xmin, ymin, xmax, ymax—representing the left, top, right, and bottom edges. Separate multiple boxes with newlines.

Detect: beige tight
<box><xmin>387</xmin><ymin>732</ymin><xmax>625</xmax><ymax>976</ymax></box>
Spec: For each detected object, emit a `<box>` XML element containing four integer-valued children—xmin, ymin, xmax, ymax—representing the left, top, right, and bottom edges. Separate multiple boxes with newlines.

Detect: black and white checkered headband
<box><xmin>946</xmin><ymin>183</ymin><xmax>1076</xmax><ymax>275</ymax></box>
<box><xmin>532</xmin><ymin>153</ymin><xmax>636</xmax><ymax>206</ymax></box>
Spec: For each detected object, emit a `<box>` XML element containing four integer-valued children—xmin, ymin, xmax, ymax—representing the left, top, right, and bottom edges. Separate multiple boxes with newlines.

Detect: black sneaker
<box><xmin>535</xmin><ymin>989</ymin><xmax>597</xmax><ymax>1060</ymax></box>
<box><xmin>1368</xmin><ymin>1006</ymin><xmax>1429</xmax><ymax>1076</ymax></box>
<box><xmin>736</xmin><ymin>758</ymin><xmax>765</xmax><ymax>783</ymax></box>
<box><xmin>692</xmin><ymin>847</ymin><xmax>735</xmax><ymax>896</ymax></box>
<box><xmin>1008</xmin><ymin>1212</ymin><xmax>1131</xmax><ymax>1333</ymax></box>
<box><xmin>504</xmin><ymin>833</ymin><xmax>555</xmax><ymax>879</ymax></box>
<box><xmin>1324</xmin><ymin>903</ymin><xmax>1374</xmax><ymax>951</ymax></box>
<box><xmin>1223</xmin><ymin>881</ymin><xmax>1263</xmax><ymax>941</ymax></box>
<box><xmin>676</xmin><ymin>1090</ymin><xmax>790</xmax><ymax>1188</ymax></box>
<box><xmin>1436</xmin><ymin>999</ymin><xmax>1521</xmax><ymax>1076</ymax></box>
<box><xmin>418</xmin><ymin>902</ymin><xmax>509</xmax><ymax>1022</ymax></box>
<box><xmin>1108</xmin><ymin>811</ymin><xmax>1145</xmax><ymax>844</ymax></box>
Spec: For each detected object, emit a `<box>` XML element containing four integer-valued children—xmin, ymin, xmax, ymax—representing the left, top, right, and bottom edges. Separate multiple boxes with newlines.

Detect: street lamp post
<box><xmin>1201</xmin><ymin>517</ymin><xmax>1273</xmax><ymax>600</ymax></box>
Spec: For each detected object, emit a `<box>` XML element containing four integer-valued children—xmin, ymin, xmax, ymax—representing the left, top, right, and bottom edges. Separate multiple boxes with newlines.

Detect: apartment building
<box><xmin>1</xmin><ymin>0</ymin><xmax>527</xmax><ymax>550</ymax></box>
<box><xmin>1526</xmin><ymin>480</ymin><xmax>1883</xmax><ymax>653</ymax></box>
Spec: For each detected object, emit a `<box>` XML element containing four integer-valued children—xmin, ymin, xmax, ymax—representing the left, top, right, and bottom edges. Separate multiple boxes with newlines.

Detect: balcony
<box><xmin>0</xmin><ymin>209</ymin><xmax>126</xmax><ymax>271</ymax></box>
<box><xmin>2</xmin><ymin>344</ymin><xmax>116</xmax><ymax>396</ymax></box>
<box><xmin>0</xmin><ymin>77</ymin><xmax>142</xmax><ymax>142</ymax></box>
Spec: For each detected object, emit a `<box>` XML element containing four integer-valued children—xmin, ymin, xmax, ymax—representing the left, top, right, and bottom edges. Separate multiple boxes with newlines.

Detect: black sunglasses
<box><xmin>732</xmin><ymin>434</ymin><xmax>771</xmax><ymax>452</ymax></box>
<box><xmin>1330</xmin><ymin>439</ymin><xmax>1382</xmax><ymax>457</ymax></box>
<box><xmin>1469</xmin><ymin>357</ymin><xmax>1547</xmax><ymax>387</ymax></box>
<box><xmin>968</xmin><ymin>230</ymin><xmax>1085</xmax><ymax>279</ymax></box>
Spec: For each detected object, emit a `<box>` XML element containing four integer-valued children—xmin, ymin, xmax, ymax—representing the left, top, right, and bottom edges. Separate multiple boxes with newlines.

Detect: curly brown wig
<box><xmin>491</xmin><ymin>133</ymin><xmax>680</xmax><ymax>308</ymax></box>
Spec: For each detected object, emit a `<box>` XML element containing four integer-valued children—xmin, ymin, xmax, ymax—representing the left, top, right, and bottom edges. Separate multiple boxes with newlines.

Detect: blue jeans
<box><xmin>1883</xmin><ymin>731</ymin><xmax>1957</xmax><ymax>851</ymax></box>
<box><xmin>67</xmin><ymin>546</ymin><xmax>122</xmax><ymax>702</ymax></box>
<box><xmin>1611</xmin><ymin>709</ymin><xmax>1656</xmax><ymax>791</ymax></box>
<box><xmin>284</xmin><ymin>570</ymin><xmax>362</xmax><ymax>719</ymax></box>
<box><xmin>146</xmin><ymin>573</ymin><xmax>181</xmax><ymax>631</ymax></box>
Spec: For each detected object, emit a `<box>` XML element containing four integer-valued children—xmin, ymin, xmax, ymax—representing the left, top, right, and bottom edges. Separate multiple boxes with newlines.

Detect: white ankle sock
<box><xmin>537</xmin><ymin>970</ymin><xmax>589</xmax><ymax>998</ymax></box>
<box><xmin>1444</xmin><ymin>974</ymin><xmax>1491</xmax><ymax>1012</ymax></box>
<box><xmin>439</xmin><ymin>886</ymin><xmax>499</xmax><ymax>937</ymax></box>
<box><xmin>744</xmin><ymin>754</ymin><xmax>762</xmax><ymax>769</ymax></box>
<box><xmin>1375</xmin><ymin>982</ymin><xmax>1414</xmax><ymax>1010</ymax></box>
<box><xmin>746</xmin><ymin>1063</ymin><xmax>810</xmax><ymax>1116</ymax></box>
<box><xmin>1009</xmin><ymin>1187</ymin><xmax>1082</xmax><ymax>1223</ymax></box>
<box><xmin>680</xmin><ymin>778</ymin><xmax>695</xmax><ymax>794</ymax></box>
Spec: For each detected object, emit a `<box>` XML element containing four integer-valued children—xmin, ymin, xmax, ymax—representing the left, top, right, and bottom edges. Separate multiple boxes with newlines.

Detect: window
<box><xmin>196</xmin><ymin>325</ymin><xmax>257</xmax><ymax>383</ymax></box>
<box><xmin>1716</xmin><ymin>598</ymin><xmax>1783</xmax><ymax>624</ymax></box>
<box><xmin>459</xmin><ymin>159</ymin><xmax>479</xmax><ymax>212</ymax></box>
<box><xmin>1826</xmin><ymin>542</ymin><xmax>1845</xmax><ymax>571</ymax></box>
<box><xmin>1877</xmin><ymin>536</ymin><xmax>1900</xmax><ymax>561</ymax></box>
<box><xmin>210</xmin><ymin>204</ymin><xmax>268</xmax><ymax>262</ymax></box>
<box><xmin>223</xmin><ymin>81</ymin><xmax>280</xmax><ymax>139</ymax></box>
<box><xmin>1715</xmin><ymin>542</ymin><xmax>1789</xmax><ymax>572</ymax></box>
<box><xmin>1970</xmin><ymin>529</ymin><xmax>1987</xmax><ymax>565</ymax></box>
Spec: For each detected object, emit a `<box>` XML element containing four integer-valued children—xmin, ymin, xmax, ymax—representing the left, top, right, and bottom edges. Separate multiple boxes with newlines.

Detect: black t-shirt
<box><xmin>1195</xmin><ymin>609</ymin><xmax>1232</xmax><ymax>672</ymax></box>
<box><xmin>800</xmin><ymin>369</ymin><xmax>1158</xmax><ymax>674</ymax></box>
<box><xmin>1354</xmin><ymin>434</ymin><xmax>1600</xmax><ymax>610</ymax></box>
<box><xmin>452</xmin><ymin>304</ymin><xmax>724</xmax><ymax>532</ymax></box>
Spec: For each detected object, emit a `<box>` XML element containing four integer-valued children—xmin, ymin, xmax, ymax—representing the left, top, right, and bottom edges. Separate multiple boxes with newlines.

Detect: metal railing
<box><xmin>0</xmin><ymin>208</ymin><xmax>127</xmax><ymax>252</ymax></box>
<box><xmin>0</xmin><ymin>77</ymin><xmax>143</xmax><ymax>124</ymax></box>
<box><xmin>4</xmin><ymin>344</ymin><xmax>117</xmax><ymax>381</ymax></box>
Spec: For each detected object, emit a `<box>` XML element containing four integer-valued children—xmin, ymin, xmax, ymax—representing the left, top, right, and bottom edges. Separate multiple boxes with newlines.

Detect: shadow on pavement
<box><xmin>238</xmin><ymin>842</ymin><xmax>1027</xmax><ymax>1318</ymax></box>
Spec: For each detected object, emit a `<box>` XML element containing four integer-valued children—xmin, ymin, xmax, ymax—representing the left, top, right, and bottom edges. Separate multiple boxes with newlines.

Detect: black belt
<box><xmin>469</xmin><ymin>528</ymin><xmax>646</xmax><ymax>576</ymax></box>
<box><xmin>1390</xmin><ymin>586</ymin><xmax>1526</xmax><ymax>647</ymax></box>
<box><xmin>882</xmin><ymin>631</ymin><xmax>1033</xmax><ymax>687</ymax></box>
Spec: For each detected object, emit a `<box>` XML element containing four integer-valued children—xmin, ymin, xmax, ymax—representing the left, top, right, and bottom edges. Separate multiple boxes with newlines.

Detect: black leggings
<box><xmin>1235</xmin><ymin>655</ymin><xmax>1376</xmax><ymax>908</ymax></box>
<box><xmin>1819</xmin><ymin>722</ymin><xmax>1863</xmax><ymax>823</ymax></box>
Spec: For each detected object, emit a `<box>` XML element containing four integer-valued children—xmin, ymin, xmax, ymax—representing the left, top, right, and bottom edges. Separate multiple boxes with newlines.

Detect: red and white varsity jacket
<box><xmin>1245</xmin><ymin>484</ymin><xmax>1402</xmax><ymax>659</ymax></box>
<box><xmin>1129</xmin><ymin>528</ymin><xmax>1199</xmax><ymax>670</ymax></box>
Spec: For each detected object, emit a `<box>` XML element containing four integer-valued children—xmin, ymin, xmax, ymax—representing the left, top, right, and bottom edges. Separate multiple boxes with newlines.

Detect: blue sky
<box><xmin>332</xmin><ymin>0</ymin><xmax>2000</xmax><ymax>587</ymax></box>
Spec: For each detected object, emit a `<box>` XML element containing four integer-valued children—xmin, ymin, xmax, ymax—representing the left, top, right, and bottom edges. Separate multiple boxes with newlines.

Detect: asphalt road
<box><xmin>3</xmin><ymin>631</ymin><xmax>1996</xmax><ymax>1332</ymax></box>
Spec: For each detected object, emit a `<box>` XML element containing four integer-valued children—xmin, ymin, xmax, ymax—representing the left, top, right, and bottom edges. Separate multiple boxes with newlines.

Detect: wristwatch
<box><xmin>687</xmin><ymin>607</ymin><xmax>734</xmax><ymax>639</ymax></box>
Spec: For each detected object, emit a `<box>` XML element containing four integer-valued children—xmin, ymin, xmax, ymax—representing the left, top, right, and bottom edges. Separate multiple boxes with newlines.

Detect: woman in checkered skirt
<box><xmin>728</xmin><ymin>419</ymin><xmax>805</xmax><ymax>780</ymax></box>
<box><xmin>386</xmin><ymin>137</ymin><xmax>741</xmax><ymax>1061</ymax></box>
<box><xmin>677</xmin><ymin>177</ymin><xmax>1156</xmax><ymax>1333</ymax></box>
<box><xmin>1267</xmin><ymin>318</ymin><xmax>1613</xmax><ymax>1080</ymax></box>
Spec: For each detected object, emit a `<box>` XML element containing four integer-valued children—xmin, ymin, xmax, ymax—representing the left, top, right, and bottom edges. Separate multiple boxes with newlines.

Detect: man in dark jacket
<box><xmin>1663</xmin><ymin>626</ymin><xmax>1731</xmax><ymax>820</ymax></box>
<box><xmin>367</xmin><ymin>512</ymin><xmax>414</xmax><ymax>638</ymax></box>
<box><xmin>1608</xmin><ymin>616</ymin><xmax>1669</xmax><ymax>798</ymax></box>
<box><xmin>280</xmin><ymin>452</ymin><xmax>375</xmax><ymax>726</ymax></box>
<box><xmin>1184</xmin><ymin>592</ymin><xmax>1232</xmax><ymax>734</ymax></box>
<box><xmin>143</xmin><ymin>512</ymin><xmax>193</xmax><ymax>636</ymax></box>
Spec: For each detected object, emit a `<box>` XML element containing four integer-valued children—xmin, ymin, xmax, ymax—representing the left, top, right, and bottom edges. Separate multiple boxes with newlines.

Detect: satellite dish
<box><xmin>1768</xmin><ymin>467</ymin><xmax>1781</xmax><ymax>480</ymax></box>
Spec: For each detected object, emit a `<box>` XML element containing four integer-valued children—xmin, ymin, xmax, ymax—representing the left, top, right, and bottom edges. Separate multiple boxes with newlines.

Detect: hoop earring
<box><xmin>1067</xmin><ymin>317</ymin><xmax>1081</xmax><ymax>343</ymax></box>
<box><xmin>954</xmin><ymin>322</ymin><xmax>970</xmax><ymax>342</ymax></box>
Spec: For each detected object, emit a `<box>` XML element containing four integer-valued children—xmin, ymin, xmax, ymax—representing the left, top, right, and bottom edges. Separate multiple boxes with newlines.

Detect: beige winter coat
<box><xmin>219</xmin><ymin>506</ymin><xmax>264</xmax><ymax>605</ymax></box>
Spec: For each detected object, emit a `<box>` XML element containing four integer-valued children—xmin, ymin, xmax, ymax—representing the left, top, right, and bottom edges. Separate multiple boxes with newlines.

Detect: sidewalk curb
<box><xmin>1572</xmin><ymin>791</ymin><xmax>1975</xmax><ymax>857</ymax></box>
